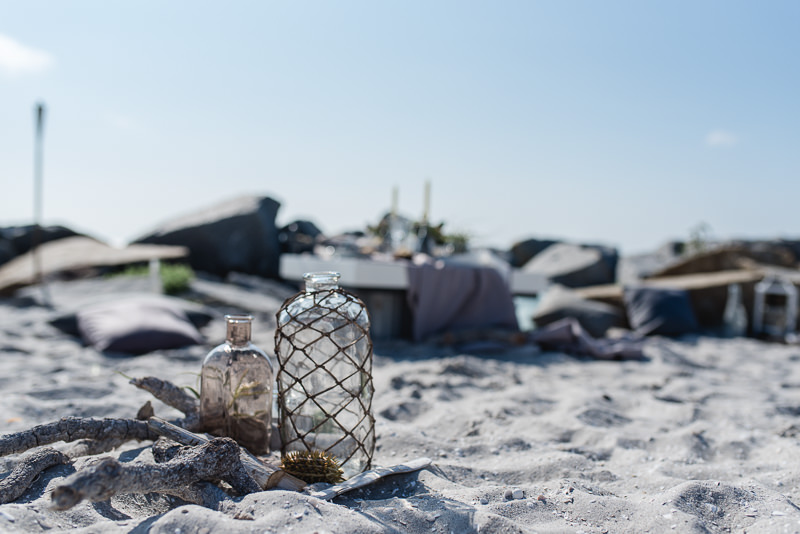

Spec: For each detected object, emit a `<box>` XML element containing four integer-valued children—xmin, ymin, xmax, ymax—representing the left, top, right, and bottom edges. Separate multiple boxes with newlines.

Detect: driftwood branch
<box><xmin>129</xmin><ymin>376</ymin><xmax>200</xmax><ymax>430</ymax></box>
<box><xmin>0</xmin><ymin>417</ymin><xmax>156</xmax><ymax>458</ymax></box>
<box><xmin>0</xmin><ymin>448</ymin><xmax>69</xmax><ymax>504</ymax></box>
<box><xmin>129</xmin><ymin>377</ymin><xmax>199</xmax><ymax>416</ymax></box>
<box><xmin>146</xmin><ymin>417</ymin><xmax>305</xmax><ymax>492</ymax></box>
<box><xmin>64</xmin><ymin>438</ymin><xmax>129</xmax><ymax>458</ymax></box>
<box><xmin>50</xmin><ymin>437</ymin><xmax>260</xmax><ymax>510</ymax></box>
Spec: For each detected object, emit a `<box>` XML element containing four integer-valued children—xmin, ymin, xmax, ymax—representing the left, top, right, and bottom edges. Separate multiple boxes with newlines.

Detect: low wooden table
<box><xmin>280</xmin><ymin>254</ymin><xmax>549</xmax><ymax>340</ymax></box>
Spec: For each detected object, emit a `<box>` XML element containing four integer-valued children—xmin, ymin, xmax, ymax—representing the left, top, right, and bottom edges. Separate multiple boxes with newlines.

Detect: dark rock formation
<box><xmin>278</xmin><ymin>220</ymin><xmax>323</xmax><ymax>255</ymax></box>
<box><xmin>133</xmin><ymin>196</ymin><xmax>281</xmax><ymax>279</ymax></box>
<box><xmin>509</xmin><ymin>238</ymin><xmax>560</xmax><ymax>268</ymax></box>
<box><xmin>522</xmin><ymin>242</ymin><xmax>618</xmax><ymax>288</ymax></box>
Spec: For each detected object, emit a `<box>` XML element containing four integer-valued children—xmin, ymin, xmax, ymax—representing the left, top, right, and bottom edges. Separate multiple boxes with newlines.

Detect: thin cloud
<box><xmin>0</xmin><ymin>33</ymin><xmax>54</xmax><ymax>76</ymax></box>
<box><xmin>705</xmin><ymin>129</ymin><xmax>738</xmax><ymax>148</ymax></box>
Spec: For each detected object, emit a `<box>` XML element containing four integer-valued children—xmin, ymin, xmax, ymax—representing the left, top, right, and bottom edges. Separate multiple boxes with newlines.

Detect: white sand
<box><xmin>2</xmin><ymin>277</ymin><xmax>800</xmax><ymax>533</ymax></box>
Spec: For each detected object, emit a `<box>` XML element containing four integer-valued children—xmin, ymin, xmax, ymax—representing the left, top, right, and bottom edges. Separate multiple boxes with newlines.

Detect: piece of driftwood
<box><xmin>129</xmin><ymin>376</ymin><xmax>200</xmax><ymax>430</ymax></box>
<box><xmin>0</xmin><ymin>417</ymin><xmax>155</xmax><ymax>457</ymax></box>
<box><xmin>307</xmin><ymin>457</ymin><xmax>432</xmax><ymax>500</ymax></box>
<box><xmin>0</xmin><ymin>448</ymin><xmax>69</xmax><ymax>504</ymax></box>
<box><xmin>150</xmin><ymin>437</ymin><xmax>238</xmax><ymax>508</ymax></box>
<box><xmin>65</xmin><ymin>437</ymin><xmax>131</xmax><ymax>458</ymax></box>
<box><xmin>50</xmin><ymin>437</ymin><xmax>259</xmax><ymax>510</ymax></box>
<box><xmin>0</xmin><ymin>377</ymin><xmax>302</xmax><ymax>507</ymax></box>
<box><xmin>147</xmin><ymin>417</ymin><xmax>306</xmax><ymax>492</ymax></box>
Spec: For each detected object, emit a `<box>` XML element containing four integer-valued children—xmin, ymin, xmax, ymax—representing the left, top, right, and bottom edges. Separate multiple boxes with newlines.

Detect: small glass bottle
<box><xmin>275</xmin><ymin>272</ymin><xmax>375</xmax><ymax>478</ymax></box>
<box><xmin>200</xmin><ymin>315</ymin><xmax>274</xmax><ymax>455</ymax></box>
<box><xmin>722</xmin><ymin>283</ymin><xmax>748</xmax><ymax>338</ymax></box>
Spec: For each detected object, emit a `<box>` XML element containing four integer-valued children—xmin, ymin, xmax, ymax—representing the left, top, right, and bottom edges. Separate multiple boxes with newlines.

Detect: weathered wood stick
<box><xmin>149</xmin><ymin>438</ymin><xmax>235</xmax><ymax>509</ymax></box>
<box><xmin>0</xmin><ymin>448</ymin><xmax>69</xmax><ymax>504</ymax></box>
<box><xmin>0</xmin><ymin>417</ymin><xmax>156</xmax><ymax>457</ymax></box>
<box><xmin>64</xmin><ymin>438</ymin><xmax>129</xmax><ymax>459</ymax></box>
<box><xmin>146</xmin><ymin>417</ymin><xmax>305</xmax><ymax>492</ymax></box>
<box><xmin>0</xmin><ymin>437</ymin><xmax>133</xmax><ymax>505</ymax></box>
<box><xmin>129</xmin><ymin>376</ymin><xmax>199</xmax><ymax>416</ymax></box>
<box><xmin>50</xmin><ymin>437</ymin><xmax>260</xmax><ymax>510</ymax></box>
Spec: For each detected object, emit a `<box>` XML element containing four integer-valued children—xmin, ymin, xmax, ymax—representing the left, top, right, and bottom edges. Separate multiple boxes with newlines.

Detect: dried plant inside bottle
<box><xmin>275</xmin><ymin>272</ymin><xmax>375</xmax><ymax>478</ymax></box>
<box><xmin>200</xmin><ymin>314</ymin><xmax>274</xmax><ymax>455</ymax></box>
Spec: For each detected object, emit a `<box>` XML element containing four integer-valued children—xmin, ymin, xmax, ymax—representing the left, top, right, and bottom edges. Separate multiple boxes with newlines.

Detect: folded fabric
<box><xmin>406</xmin><ymin>258</ymin><xmax>519</xmax><ymax>342</ymax></box>
<box><xmin>529</xmin><ymin>317</ymin><xmax>645</xmax><ymax>361</ymax></box>
<box><xmin>76</xmin><ymin>295</ymin><xmax>206</xmax><ymax>354</ymax></box>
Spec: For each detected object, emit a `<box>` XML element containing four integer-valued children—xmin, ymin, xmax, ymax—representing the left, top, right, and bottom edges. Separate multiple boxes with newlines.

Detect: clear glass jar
<box><xmin>200</xmin><ymin>314</ymin><xmax>274</xmax><ymax>455</ymax></box>
<box><xmin>275</xmin><ymin>272</ymin><xmax>375</xmax><ymax>478</ymax></box>
<box><xmin>753</xmin><ymin>275</ymin><xmax>798</xmax><ymax>341</ymax></box>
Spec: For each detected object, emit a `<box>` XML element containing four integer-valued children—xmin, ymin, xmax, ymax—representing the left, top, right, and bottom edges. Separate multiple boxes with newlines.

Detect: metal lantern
<box><xmin>752</xmin><ymin>275</ymin><xmax>798</xmax><ymax>341</ymax></box>
<box><xmin>275</xmin><ymin>272</ymin><xmax>375</xmax><ymax>478</ymax></box>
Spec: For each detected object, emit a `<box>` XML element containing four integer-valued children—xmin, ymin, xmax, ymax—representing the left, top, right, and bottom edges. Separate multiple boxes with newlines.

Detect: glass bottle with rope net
<box><xmin>275</xmin><ymin>271</ymin><xmax>375</xmax><ymax>478</ymax></box>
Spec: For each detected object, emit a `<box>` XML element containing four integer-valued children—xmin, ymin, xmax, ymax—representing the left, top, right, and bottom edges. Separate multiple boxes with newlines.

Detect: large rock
<box><xmin>278</xmin><ymin>220</ymin><xmax>323</xmax><ymax>255</ymax></box>
<box><xmin>0</xmin><ymin>238</ymin><xmax>15</xmax><ymax>267</ymax></box>
<box><xmin>133</xmin><ymin>196</ymin><xmax>281</xmax><ymax>279</ymax></box>
<box><xmin>509</xmin><ymin>238</ymin><xmax>560</xmax><ymax>268</ymax></box>
<box><xmin>522</xmin><ymin>242</ymin><xmax>618</xmax><ymax>288</ymax></box>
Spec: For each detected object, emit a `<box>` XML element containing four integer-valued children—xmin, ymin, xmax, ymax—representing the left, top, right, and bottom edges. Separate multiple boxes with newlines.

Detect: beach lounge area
<box><xmin>3</xmin><ymin>197</ymin><xmax>800</xmax><ymax>533</ymax></box>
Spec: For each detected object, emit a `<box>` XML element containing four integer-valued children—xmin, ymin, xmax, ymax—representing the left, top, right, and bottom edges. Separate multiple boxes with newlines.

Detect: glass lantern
<box><xmin>275</xmin><ymin>272</ymin><xmax>375</xmax><ymax>478</ymax></box>
<box><xmin>752</xmin><ymin>275</ymin><xmax>798</xmax><ymax>341</ymax></box>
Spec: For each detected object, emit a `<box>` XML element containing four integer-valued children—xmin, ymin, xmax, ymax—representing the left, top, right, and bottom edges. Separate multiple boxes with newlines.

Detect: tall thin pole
<box><xmin>32</xmin><ymin>102</ymin><xmax>49</xmax><ymax>305</ymax></box>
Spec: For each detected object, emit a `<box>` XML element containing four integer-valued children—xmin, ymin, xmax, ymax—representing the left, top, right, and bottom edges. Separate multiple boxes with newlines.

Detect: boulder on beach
<box><xmin>133</xmin><ymin>195</ymin><xmax>282</xmax><ymax>279</ymax></box>
<box><xmin>278</xmin><ymin>219</ymin><xmax>323</xmax><ymax>254</ymax></box>
<box><xmin>509</xmin><ymin>238</ymin><xmax>560</xmax><ymax>268</ymax></box>
<box><xmin>522</xmin><ymin>242</ymin><xmax>618</xmax><ymax>288</ymax></box>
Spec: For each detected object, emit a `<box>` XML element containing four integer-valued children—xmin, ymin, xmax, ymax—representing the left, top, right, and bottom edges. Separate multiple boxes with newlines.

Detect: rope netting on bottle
<box><xmin>275</xmin><ymin>288</ymin><xmax>375</xmax><ymax>474</ymax></box>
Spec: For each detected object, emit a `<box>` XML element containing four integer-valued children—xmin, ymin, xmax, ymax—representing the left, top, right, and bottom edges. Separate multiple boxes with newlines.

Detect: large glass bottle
<box><xmin>200</xmin><ymin>315</ymin><xmax>274</xmax><ymax>455</ymax></box>
<box><xmin>275</xmin><ymin>272</ymin><xmax>374</xmax><ymax>478</ymax></box>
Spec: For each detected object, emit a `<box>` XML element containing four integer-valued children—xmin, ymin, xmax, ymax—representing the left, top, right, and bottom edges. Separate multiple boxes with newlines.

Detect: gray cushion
<box><xmin>533</xmin><ymin>285</ymin><xmax>623</xmax><ymax>338</ymax></box>
<box><xmin>623</xmin><ymin>286</ymin><xmax>699</xmax><ymax>337</ymax></box>
<box><xmin>50</xmin><ymin>293</ymin><xmax>214</xmax><ymax>337</ymax></box>
<box><xmin>76</xmin><ymin>296</ymin><xmax>205</xmax><ymax>354</ymax></box>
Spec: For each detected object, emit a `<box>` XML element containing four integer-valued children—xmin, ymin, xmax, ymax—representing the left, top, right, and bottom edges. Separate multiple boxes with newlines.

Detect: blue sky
<box><xmin>2</xmin><ymin>1</ymin><xmax>799</xmax><ymax>254</ymax></box>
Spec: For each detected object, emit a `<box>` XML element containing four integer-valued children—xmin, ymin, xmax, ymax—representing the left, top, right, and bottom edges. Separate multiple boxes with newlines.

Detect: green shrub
<box><xmin>160</xmin><ymin>263</ymin><xmax>194</xmax><ymax>295</ymax></box>
<box><xmin>107</xmin><ymin>262</ymin><xmax>194</xmax><ymax>295</ymax></box>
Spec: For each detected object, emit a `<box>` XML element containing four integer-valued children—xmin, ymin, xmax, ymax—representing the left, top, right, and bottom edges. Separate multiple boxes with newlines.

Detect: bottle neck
<box><xmin>304</xmin><ymin>271</ymin><xmax>341</xmax><ymax>293</ymax></box>
<box><xmin>225</xmin><ymin>315</ymin><xmax>253</xmax><ymax>347</ymax></box>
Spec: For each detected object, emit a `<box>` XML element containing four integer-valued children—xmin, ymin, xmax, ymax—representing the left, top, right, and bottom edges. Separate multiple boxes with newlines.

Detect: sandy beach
<box><xmin>2</xmin><ymin>275</ymin><xmax>800</xmax><ymax>533</ymax></box>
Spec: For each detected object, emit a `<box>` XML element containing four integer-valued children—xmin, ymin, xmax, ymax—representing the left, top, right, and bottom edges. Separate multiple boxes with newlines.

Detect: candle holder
<box><xmin>753</xmin><ymin>275</ymin><xmax>798</xmax><ymax>342</ymax></box>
